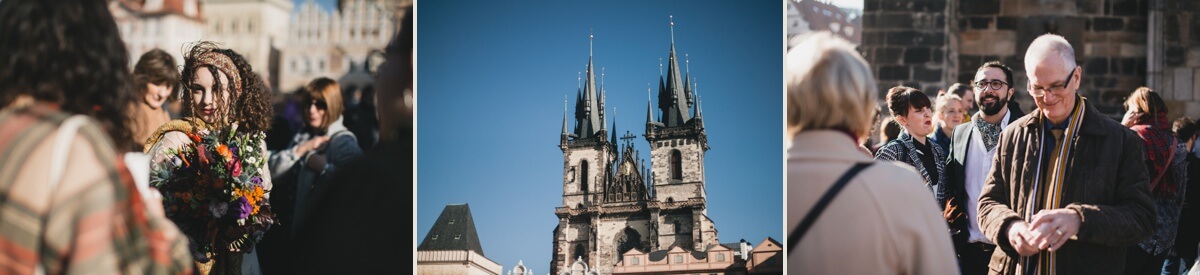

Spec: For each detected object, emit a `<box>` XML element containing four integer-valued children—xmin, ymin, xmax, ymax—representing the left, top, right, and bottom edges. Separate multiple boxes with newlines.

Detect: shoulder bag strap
<box><xmin>37</xmin><ymin>115</ymin><xmax>89</xmax><ymax>275</ymax></box>
<box><xmin>1152</xmin><ymin>138</ymin><xmax>1179</xmax><ymax>192</ymax></box>
<box><xmin>787</xmin><ymin>162</ymin><xmax>874</xmax><ymax>253</ymax></box>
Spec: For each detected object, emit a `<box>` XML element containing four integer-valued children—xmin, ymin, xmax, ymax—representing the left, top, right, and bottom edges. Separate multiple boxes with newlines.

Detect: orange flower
<box><xmin>186</xmin><ymin>132</ymin><xmax>201</xmax><ymax>143</ymax></box>
<box><xmin>216</xmin><ymin>144</ymin><xmax>233</xmax><ymax>162</ymax></box>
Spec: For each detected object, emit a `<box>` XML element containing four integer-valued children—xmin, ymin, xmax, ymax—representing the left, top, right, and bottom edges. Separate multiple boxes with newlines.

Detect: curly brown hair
<box><xmin>0</xmin><ymin>0</ymin><xmax>139</xmax><ymax>152</ymax></box>
<box><xmin>179</xmin><ymin>42</ymin><xmax>273</xmax><ymax>133</ymax></box>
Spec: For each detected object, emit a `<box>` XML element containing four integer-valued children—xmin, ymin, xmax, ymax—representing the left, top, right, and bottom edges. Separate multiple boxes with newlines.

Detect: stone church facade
<box><xmin>550</xmin><ymin>20</ymin><xmax>717</xmax><ymax>275</ymax></box>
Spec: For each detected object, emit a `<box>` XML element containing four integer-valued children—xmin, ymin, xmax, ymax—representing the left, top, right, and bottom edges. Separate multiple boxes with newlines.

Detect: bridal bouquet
<box><xmin>149</xmin><ymin>125</ymin><xmax>275</xmax><ymax>262</ymax></box>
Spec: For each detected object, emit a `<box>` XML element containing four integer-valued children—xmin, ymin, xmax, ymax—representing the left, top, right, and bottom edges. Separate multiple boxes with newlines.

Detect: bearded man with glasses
<box><xmin>976</xmin><ymin>34</ymin><xmax>1156</xmax><ymax>274</ymax></box>
<box><xmin>944</xmin><ymin>61</ymin><xmax>1027</xmax><ymax>275</ymax></box>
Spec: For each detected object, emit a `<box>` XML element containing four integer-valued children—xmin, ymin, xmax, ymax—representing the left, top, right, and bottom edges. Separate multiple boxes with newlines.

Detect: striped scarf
<box><xmin>1020</xmin><ymin>95</ymin><xmax>1087</xmax><ymax>275</ymax></box>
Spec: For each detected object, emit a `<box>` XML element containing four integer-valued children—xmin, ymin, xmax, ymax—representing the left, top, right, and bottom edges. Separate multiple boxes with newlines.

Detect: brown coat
<box><xmin>978</xmin><ymin>100</ymin><xmax>1156</xmax><ymax>274</ymax></box>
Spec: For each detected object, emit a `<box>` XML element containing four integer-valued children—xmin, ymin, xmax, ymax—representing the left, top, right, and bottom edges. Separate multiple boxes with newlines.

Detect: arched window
<box><xmin>580</xmin><ymin>161</ymin><xmax>589</xmax><ymax>193</ymax></box>
<box><xmin>574</xmin><ymin>243</ymin><xmax>588</xmax><ymax>264</ymax></box>
<box><xmin>671</xmin><ymin>150</ymin><xmax>682</xmax><ymax>180</ymax></box>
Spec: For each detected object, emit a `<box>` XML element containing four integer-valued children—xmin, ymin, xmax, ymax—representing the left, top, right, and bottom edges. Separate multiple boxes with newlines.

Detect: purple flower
<box><xmin>230</xmin><ymin>197</ymin><xmax>252</xmax><ymax>219</ymax></box>
<box><xmin>208</xmin><ymin>201</ymin><xmax>228</xmax><ymax>218</ymax></box>
<box><xmin>252</xmin><ymin>176</ymin><xmax>262</xmax><ymax>186</ymax></box>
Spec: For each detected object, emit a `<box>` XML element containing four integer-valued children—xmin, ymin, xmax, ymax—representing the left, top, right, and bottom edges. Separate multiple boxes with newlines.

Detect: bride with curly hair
<box><xmin>145</xmin><ymin>41</ymin><xmax>275</xmax><ymax>275</ymax></box>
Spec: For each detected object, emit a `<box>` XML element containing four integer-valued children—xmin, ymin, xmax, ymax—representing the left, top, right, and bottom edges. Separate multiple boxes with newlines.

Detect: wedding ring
<box><xmin>1055</xmin><ymin>229</ymin><xmax>1063</xmax><ymax>236</ymax></box>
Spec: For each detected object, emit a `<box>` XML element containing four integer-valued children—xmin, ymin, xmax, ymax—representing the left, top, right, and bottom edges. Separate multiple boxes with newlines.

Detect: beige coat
<box><xmin>788</xmin><ymin>130</ymin><xmax>958</xmax><ymax>274</ymax></box>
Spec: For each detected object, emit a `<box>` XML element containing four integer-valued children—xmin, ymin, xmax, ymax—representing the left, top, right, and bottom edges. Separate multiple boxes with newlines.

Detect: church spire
<box><xmin>562</xmin><ymin>96</ymin><xmax>569</xmax><ymax>136</ymax></box>
<box><xmin>574</xmin><ymin>29</ymin><xmax>602</xmax><ymax>139</ymax></box>
<box><xmin>658</xmin><ymin>15</ymin><xmax>691</xmax><ymax>128</ymax></box>
<box><xmin>646</xmin><ymin>84</ymin><xmax>653</xmax><ymax>124</ymax></box>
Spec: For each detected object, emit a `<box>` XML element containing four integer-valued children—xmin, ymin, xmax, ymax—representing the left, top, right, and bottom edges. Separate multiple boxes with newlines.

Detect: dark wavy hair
<box><xmin>0</xmin><ymin>0</ymin><xmax>138</xmax><ymax>151</ymax></box>
<box><xmin>179</xmin><ymin>42</ymin><xmax>273</xmax><ymax>133</ymax></box>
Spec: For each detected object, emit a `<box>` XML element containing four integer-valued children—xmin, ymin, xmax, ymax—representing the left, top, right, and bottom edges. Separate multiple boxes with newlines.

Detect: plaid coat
<box><xmin>0</xmin><ymin>105</ymin><xmax>193</xmax><ymax>274</ymax></box>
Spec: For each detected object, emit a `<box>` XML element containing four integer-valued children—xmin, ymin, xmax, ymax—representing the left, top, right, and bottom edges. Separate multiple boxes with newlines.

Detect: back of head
<box><xmin>1173</xmin><ymin>117</ymin><xmax>1197</xmax><ymax>141</ymax></box>
<box><xmin>0</xmin><ymin>0</ymin><xmax>137</xmax><ymax>151</ymax></box>
<box><xmin>1126</xmin><ymin>87</ymin><xmax>1167</xmax><ymax>116</ymax></box>
<box><xmin>786</xmin><ymin>31</ymin><xmax>876</xmax><ymax>139</ymax></box>
<box><xmin>375</xmin><ymin>6</ymin><xmax>414</xmax><ymax>145</ymax></box>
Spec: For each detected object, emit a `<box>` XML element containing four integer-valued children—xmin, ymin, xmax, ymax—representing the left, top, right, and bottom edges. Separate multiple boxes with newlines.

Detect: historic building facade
<box><xmin>109</xmin><ymin>0</ymin><xmax>205</xmax><ymax>67</ymax></box>
<box><xmin>279</xmin><ymin>0</ymin><xmax>397</xmax><ymax>93</ymax></box>
<box><xmin>200</xmin><ymin>0</ymin><xmax>293</xmax><ymax>89</ymax></box>
<box><xmin>550</xmin><ymin>19</ymin><xmax>717</xmax><ymax>275</ymax></box>
<box><xmin>416</xmin><ymin>204</ymin><xmax>503</xmax><ymax>275</ymax></box>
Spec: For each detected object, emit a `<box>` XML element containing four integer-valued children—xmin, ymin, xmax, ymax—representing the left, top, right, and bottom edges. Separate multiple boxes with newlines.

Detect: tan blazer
<box><xmin>788</xmin><ymin>130</ymin><xmax>958</xmax><ymax>274</ymax></box>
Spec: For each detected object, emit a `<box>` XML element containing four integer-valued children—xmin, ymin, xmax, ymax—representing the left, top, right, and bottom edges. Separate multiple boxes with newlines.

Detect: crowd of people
<box><xmin>0</xmin><ymin>0</ymin><xmax>410</xmax><ymax>274</ymax></box>
<box><xmin>789</xmin><ymin>30</ymin><xmax>1200</xmax><ymax>275</ymax></box>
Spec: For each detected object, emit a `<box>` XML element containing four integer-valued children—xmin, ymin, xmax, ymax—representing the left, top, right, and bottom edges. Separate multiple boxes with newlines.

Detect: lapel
<box><xmin>900</xmin><ymin>133</ymin><xmax>932</xmax><ymax>185</ymax></box>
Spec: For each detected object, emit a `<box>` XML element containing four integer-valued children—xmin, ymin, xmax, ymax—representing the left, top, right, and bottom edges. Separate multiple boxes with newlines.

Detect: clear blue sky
<box><xmin>417</xmin><ymin>1</ymin><xmax>782</xmax><ymax>273</ymax></box>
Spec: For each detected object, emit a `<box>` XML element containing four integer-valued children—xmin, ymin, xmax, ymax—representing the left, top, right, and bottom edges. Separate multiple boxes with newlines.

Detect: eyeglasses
<box><xmin>1029</xmin><ymin>67</ymin><xmax>1076</xmax><ymax>98</ymax></box>
<box><xmin>973</xmin><ymin>80</ymin><xmax>1008</xmax><ymax>91</ymax></box>
<box><xmin>309</xmin><ymin>100</ymin><xmax>328</xmax><ymax>110</ymax></box>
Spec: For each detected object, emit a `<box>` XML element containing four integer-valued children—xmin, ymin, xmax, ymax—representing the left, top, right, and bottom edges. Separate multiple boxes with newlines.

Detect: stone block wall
<box><xmin>861</xmin><ymin>0</ymin><xmax>950</xmax><ymax>94</ymax></box>
<box><xmin>1158</xmin><ymin>0</ymin><xmax>1200</xmax><ymax>119</ymax></box>
<box><xmin>861</xmin><ymin>0</ymin><xmax>1153</xmax><ymax>115</ymax></box>
<box><xmin>650</xmin><ymin>138</ymin><xmax>706</xmax><ymax>202</ymax></box>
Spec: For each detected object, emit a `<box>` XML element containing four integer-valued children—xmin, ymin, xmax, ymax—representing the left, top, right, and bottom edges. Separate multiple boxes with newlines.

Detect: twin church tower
<box><xmin>552</xmin><ymin>16</ymin><xmax>714</xmax><ymax>274</ymax></box>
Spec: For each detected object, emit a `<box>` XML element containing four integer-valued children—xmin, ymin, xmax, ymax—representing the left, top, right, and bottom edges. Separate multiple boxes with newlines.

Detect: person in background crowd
<box><xmin>1121</xmin><ymin>87</ymin><xmax>1188</xmax><ymax>275</ymax></box>
<box><xmin>130</xmin><ymin>49</ymin><xmax>180</xmax><ymax>152</ymax></box>
<box><xmin>948</xmin><ymin>83</ymin><xmax>976</xmax><ymax>120</ymax></box>
<box><xmin>944</xmin><ymin>61</ymin><xmax>1026</xmax><ymax>275</ymax></box>
<box><xmin>0</xmin><ymin>0</ymin><xmax>194</xmax><ymax>273</ymax></box>
<box><xmin>1167</xmin><ymin>117</ymin><xmax>1200</xmax><ymax>275</ymax></box>
<box><xmin>293</xmin><ymin>7</ymin><xmax>412</xmax><ymax>273</ymax></box>
<box><xmin>978</xmin><ymin>34</ymin><xmax>1154</xmax><ymax>274</ymax></box>
<box><xmin>875</xmin><ymin>86</ymin><xmax>948</xmax><ymax>202</ymax></box>
<box><xmin>873</xmin><ymin>116</ymin><xmax>901</xmax><ymax>153</ymax></box>
<box><xmin>930</xmin><ymin>93</ymin><xmax>964</xmax><ymax>154</ymax></box>
<box><xmin>785</xmin><ymin>31</ymin><xmax>956</xmax><ymax>274</ymax></box>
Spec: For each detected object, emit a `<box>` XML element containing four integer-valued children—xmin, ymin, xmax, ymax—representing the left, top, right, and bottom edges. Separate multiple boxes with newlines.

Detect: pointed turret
<box><xmin>658</xmin><ymin>15</ymin><xmax>692</xmax><ymax>128</ymax></box>
<box><xmin>645</xmin><ymin>86</ymin><xmax>654</xmax><ymax>124</ymax></box>
<box><xmin>574</xmin><ymin>31</ymin><xmax>602</xmax><ymax>139</ymax></box>
<box><xmin>685</xmin><ymin>54</ymin><xmax>693</xmax><ymax>109</ymax></box>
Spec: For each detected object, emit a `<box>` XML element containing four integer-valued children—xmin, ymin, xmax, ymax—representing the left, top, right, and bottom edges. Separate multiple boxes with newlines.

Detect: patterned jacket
<box><xmin>875</xmin><ymin>132</ymin><xmax>949</xmax><ymax>204</ymax></box>
<box><xmin>0</xmin><ymin>105</ymin><xmax>194</xmax><ymax>274</ymax></box>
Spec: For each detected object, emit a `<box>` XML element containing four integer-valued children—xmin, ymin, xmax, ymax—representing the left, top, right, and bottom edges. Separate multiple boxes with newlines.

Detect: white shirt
<box><xmin>965</xmin><ymin>111</ymin><xmax>1010</xmax><ymax>244</ymax></box>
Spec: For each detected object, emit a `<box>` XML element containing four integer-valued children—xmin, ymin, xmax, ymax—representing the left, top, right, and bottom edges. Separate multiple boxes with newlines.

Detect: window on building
<box><xmin>674</xmin><ymin>255</ymin><xmax>683</xmax><ymax>263</ymax></box>
<box><xmin>716</xmin><ymin>253</ymin><xmax>725</xmax><ymax>262</ymax></box>
<box><xmin>432</xmin><ymin>234</ymin><xmax>438</xmax><ymax>240</ymax></box>
<box><xmin>448</xmin><ymin>219</ymin><xmax>455</xmax><ymax>225</ymax></box>
<box><xmin>247</xmin><ymin>20</ymin><xmax>254</xmax><ymax>33</ymax></box>
<box><xmin>319</xmin><ymin>60</ymin><xmax>326</xmax><ymax>71</ymax></box>
<box><xmin>630</xmin><ymin>257</ymin><xmax>639</xmax><ymax>265</ymax></box>
<box><xmin>454</xmin><ymin>234</ymin><xmax>461</xmax><ymax>240</ymax></box>
<box><xmin>671</xmin><ymin>150</ymin><xmax>682</xmax><ymax>180</ymax></box>
<box><xmin>231</xmin><ymin>19</ymin><xmax>238</xmax><ymax>33</ymax></box>
<box><xmin>673</xmin><ymin>220</ymin><xmax>682</xmax><ymax>234</ymax></box>
<box><xmin>580</xmin><ymin>161</ymin><xmax>589</xmax><ymax>193</ymax></box>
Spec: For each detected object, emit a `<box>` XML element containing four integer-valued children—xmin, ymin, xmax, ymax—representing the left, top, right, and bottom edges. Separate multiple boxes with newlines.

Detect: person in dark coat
<box><xmin>292</xmin><ymin>7</ymin><xmax>411</xmax><ymax>274</ymax></box>
<box><xmin>977</xmin><ymin>34</ymin><xmax>1155</xmax><ymax>274</ymax></box>
<box><xmin>1166</xmin><ymin>117</ymin><xmax>1200</xmax><ymax>275</ymax></box>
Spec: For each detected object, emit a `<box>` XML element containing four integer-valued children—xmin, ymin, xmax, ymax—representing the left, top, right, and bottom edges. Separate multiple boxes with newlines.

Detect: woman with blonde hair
<box><xmin>786</xmin><ymin>31</ymin><xmax>956</xmax><ymax>274</ymax></box>
<box><xmin>930</xmin><ymin>93</ymin><xmax>964</xmax><ymax>154</ymax></box>
<box><xmin>1121</xmin><ymin>87</ymin><xmax>1189</xmax><ymax>274</ymax></box>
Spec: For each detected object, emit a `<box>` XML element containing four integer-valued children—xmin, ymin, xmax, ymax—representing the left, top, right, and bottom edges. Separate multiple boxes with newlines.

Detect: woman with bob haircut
<box><xmin>786</xmin><ymin>31</ymin><xmax>956</xmax><ymax>274</ymax></box>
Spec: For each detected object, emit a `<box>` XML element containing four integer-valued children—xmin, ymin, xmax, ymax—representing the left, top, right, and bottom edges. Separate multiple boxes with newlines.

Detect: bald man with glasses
<box><xmin>976</xmin><ymin>34</ymin><xmax>1156</xmax><ymax>274</ymax></box>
